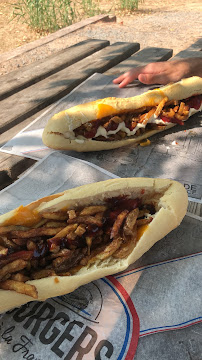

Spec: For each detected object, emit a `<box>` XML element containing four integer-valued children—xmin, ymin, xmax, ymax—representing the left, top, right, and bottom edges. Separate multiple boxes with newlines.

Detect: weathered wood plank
<box><xmin>0</xmin><ymin>108</ymin><xmax>48</xmax><ymax>147</ymax></box>
<box><xmin>0</xmin><ymin>14</ymin><xmax>115</xmax><ymax>64</ymax></box>
<box><xmin>0</xmin><ymin>171</ymin><xmax>12</xmax><ymax>191</ymax></box>
<box><xmin>185</xmin><ymin>38</ymin><xmax>202</xmax><ymax>51</ymax></box>
<box><xmin>173</xmin><ymin>50</ymin><xmax>202</xmax><ymax>60</ymax></box>
<box><xmin>104</xmin><ymin>47</ymin><xmax>173</xmax><ymax>75</ymax></box>
<box><xmin>0</xmin><ymin>152</ymin><xmax>36</xmax><ymax>190</ymax></box>
<box><xmin>0</xmin><ymin>39</ymin><xmax>110</xmax><ymax>101</ymax></box>
<box><xmin>0</xmin><ymin>41</ymin><xmax>140</xmax><ymax>134</ymax></box>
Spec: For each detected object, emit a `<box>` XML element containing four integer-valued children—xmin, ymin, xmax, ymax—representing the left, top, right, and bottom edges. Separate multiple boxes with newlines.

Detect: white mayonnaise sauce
<box><xmin>63</xmin><ymin>104</ymin><xmax>202</xmax><ymax>140</ymax></box>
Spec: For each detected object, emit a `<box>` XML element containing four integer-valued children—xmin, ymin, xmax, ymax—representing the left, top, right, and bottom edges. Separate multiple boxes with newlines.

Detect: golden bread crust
<box><xmin>42</xmin><ymin>76</ymin><xmax>202</xmax><ymax>151</ymax></box>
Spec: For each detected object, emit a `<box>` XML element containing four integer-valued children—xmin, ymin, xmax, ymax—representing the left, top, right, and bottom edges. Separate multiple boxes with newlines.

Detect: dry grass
<box><xmin>0</xmin><ymin>0</ymin><xmax>201</xmax><ymax>54</ymax></box>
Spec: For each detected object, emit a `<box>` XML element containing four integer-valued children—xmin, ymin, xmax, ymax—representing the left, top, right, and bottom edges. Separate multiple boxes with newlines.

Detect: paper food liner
<box><xmin>0</xmin><ymin>152</ymin><xmax>202</xmax><ymax>359</ymax></box>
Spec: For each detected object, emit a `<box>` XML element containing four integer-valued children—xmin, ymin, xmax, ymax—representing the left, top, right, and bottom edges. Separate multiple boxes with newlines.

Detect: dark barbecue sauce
<box><xmin>161</xmin><ymin>116</ymin><xmax>184</xmax><ymax>126</ymax></box>
<box><xmin>105</xmin><ymin>121</ymin><xmax>119</xmax><ymax>132</ymax></box>
<box><xmin>48</xmin><ymin>196</ymin><xmax>142</xmax><ymax>250</ymax></box>
<box><xmin>48</xmin><ymin>236</ymin><xmax>69</xmax><ymax>250</ymax></box>
<box><xmin>84</xmin><ymin>119</ymin><xmax>101</xmax><ymax>138</ymax></box>
<box><xmin>33</xmin><ymin>242</ymin><xmax>49</xmax><ymax>259</ymax></box>
<box><xmin>103</xmin><ymin>196</ymin><xmax>142</xmax><ymax>235</ymax></box>
<box><xmin>78</xmin><ymin>95</ymin><xmax>202</xmax><ymax>140</ymax></box>
<box><xmin>185</xmin><ymin>94</ymin><xmax>202</xmax><ymax>110</ymax></box>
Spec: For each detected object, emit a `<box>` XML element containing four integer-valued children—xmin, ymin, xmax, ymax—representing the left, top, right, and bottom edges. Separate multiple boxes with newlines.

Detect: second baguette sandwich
<box><xmin>0</xmin><ymin>178</ymin><xmax>188</xmax><ymax>312</ymax></box>
<box><xmin>42</xmin><ymin>76</ymin><xmax>202</xmax><ymax>152</ymax></box>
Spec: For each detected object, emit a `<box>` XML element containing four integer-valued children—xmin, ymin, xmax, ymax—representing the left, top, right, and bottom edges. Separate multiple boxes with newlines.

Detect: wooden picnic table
<box><xmin>1</xmin><ymin>37</ymin><xmax>202</xmax><ymax>190</ymax></box>
<box><xmin>0</xmin><ymin>36</ymin><xmax>202</xmax><ymax>360</ymax></box>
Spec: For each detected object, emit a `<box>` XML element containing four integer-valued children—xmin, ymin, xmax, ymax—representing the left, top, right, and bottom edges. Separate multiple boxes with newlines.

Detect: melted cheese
<box><xmin>137</xmin><ymin>224</ymin><xmax>149</xmax><ymax>241</ymax></box>
<box><xmin>139</xmin><ymin>139</ymin><xmax>151</xmax><ymax>147</ymax></box>
<box><xmin>97</xmin><ymin>104</ymin><xmax>116</xmax><ymax>119</ymax></box>
<box><xmin>3</xmin><ymin>205</ymin><xmax>41</xmax><ymax>227</ymax></box>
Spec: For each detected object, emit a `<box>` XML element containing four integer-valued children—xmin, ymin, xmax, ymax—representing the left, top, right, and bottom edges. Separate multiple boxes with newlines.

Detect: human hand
<box><xmin>113</xmin><ymin>58</ymin><xmax>202</xmax><ymax>87</ymax></box>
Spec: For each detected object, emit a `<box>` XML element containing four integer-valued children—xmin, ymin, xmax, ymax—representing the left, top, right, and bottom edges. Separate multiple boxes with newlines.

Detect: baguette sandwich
<box><xmin>42</xmin><ymin>76</ymin><xmax>202</xmax><ymax>152</ymax></box>
<box><xmin>0</xmin><ymin>178</ymin><xmax>188</xmax><ymax>312</ymax></box>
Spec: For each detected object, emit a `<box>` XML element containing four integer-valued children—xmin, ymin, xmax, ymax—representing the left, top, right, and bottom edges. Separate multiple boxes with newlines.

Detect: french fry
<box><xmin>136</xmin><ymin>217</ymin><xmax>153</xmax><ymax>226</ymax></box>
<box><xmin>11</xmin><ymin>227</ymin><xmax>64</xmax><ymax>238</ymax></box>
<box><xmin>164</xmin><ymin>99</ymin><xmax>179</xmax><ymax>106</ymax></box>
<box><xmin>1</xmin><ymin>273</ymin><xmax>12</xmax><ymax>281</ymax></box>
<box><xmin>0</xmin><ymin>246</ymin><xmax>8</xmax><ymax>256</ymax></box>
<box><xmin>48</xmin><ymin>249</ymin><xmax>72</xmax><ymax>259</ymax></box>
<box><xmin>162</xmin><ymin>109</ymin><xmax>175</xmax><ymax>118</ymax></box>
<box><xmin>26</xmin><ymin>240</ymin><xmax>36</xmax><ymax>251</ymax></box>
<box><xmin>80</xmin><ymin>205</ymin><xmax>107</xmax><ymax>216</ymax></box>
<box><xmin>0</xmin><ymin>259</ymin><xmax>27</xmax><ymax>281</ymax></box>
<box><xmin>113</xmin><ymin>227</ymin><xmax>138</xmax><ymax>259</ymax></box>
<box><xmin>67</xmin><ymin>216</ymin><xmax>102</xmax><ymax>227</ymax></box>
<box><xmin>123</xmin><ymin>208</ymin><xmax>139</xmax><ymax>236</ymax></box>
<box><xmin>33</xmin><ymin>219</ymin><xmax>47</xmax><ymax>228</ymax></box>
<box><xmin>67</xmin><ymin>231</ymin><xmax>77</xmax><ymax>242</ymax></box>
<box><xmin>12</xmin><ymin>238</ymin><xmax>27</xmax><ymax>246</ymax></box>
<box><xmin>86</xmin><ymin>236</ymin><xmax>93</xmax><ymax>255</ymax></box>
<box><xmin>154</xmin><ymin>97</ymin><xmax>168</xmax><ymax>117</ymax></box>
<box><xmin>173</xmin><ymin>105</ymin><xmax>179</xmax><ymax>112</ymax></box>
<box><xmin>175</xmin><ymin>113</ymin><xmax>187</xmax><ymax>121</ymax></box>
<box><xmin>44</xmin><ymin>221</ymin><xmax>67</xmax><ymax>228</ymax></box>
<box><xmin>58</xmin><ymin>271</ymin><xmax>71</xmax><ymax>276</ymax></box>
<box><xmin>140</xmin><ymin>108</ymin><xmax>156</xmax><ymax>125</ymax></box>
<box><xmin>32</xmin><ymin>269</ymin><xmax>56</xmax><ymax>280</ymax></box>
<box><xmin>48</xmin><ymin>224</ymin><xmax>78</xmax><ymax>244</ymax></box>
<box><xmin>110</xmin><ymin>210</ymin><xmax>129</xmax><ymax>239</ymax></box>
<box><xmin>41</xmin><ymin>211</ymin><xmax>67</xmax><ymax>220</ymax></box>
<box><xmin>95</xmin><ymin>237</ymin><xmax>123</xmax><ymax>261</ymax></box>
<box><xmin>11</xmin><ymin>273</ymin><xmax>30</xmax><ymax>282</ymax></box>
<box><xmin>95</xmin><ymin>212</ymin><xmax>105</xmax><ymax>221</ymax></box>
<box><xmin>178</xmin><ymin>102</ymin><xmax>185</xmax><ymax>115</ymax></box>
<box><xmin>0</xmin><ymin>280</ymin><xmax>38</xmax><ymax>299</ymax></box>
<box><xmin>74</xmin><ymin>224</ymin><xmax>86</xmax><ymax>236</ymax></box>
<box><xmin>0</xmin><ymin>251</ymin><xmax>33</xmax><ymax>269</ymax></box>
<box><xmin>82</xmin><ymin>245</ymin><xmax>108</xmax><ymax>266</ymax></box>
<box><xmin>0</xmin><ymin>225</ymin><xmax>29</xmax><ymax>234</ymax></box>
<box><xmin>67</xmin><ymin>210</ymin><xmax>77</xmax><ymax>219</ymax></box>
<box><xmin>0</xmin><ymin>236</ymin><xmax>19</xmax><ymax>250</ymax></box>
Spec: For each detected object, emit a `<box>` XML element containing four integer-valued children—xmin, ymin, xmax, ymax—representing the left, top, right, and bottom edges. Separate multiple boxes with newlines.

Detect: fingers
<box><xmin>113</xmin><ymin>70</ymin><xmax>169</xmax><ymax>87</ymax></box>
<box><xmin>113</xmin><ymin>74</ymin><xmax>126</xmax><ymax>84</ymax></box>
<box><xmin>112</xmin><ymin>64</ymin><xmax>167</xmax><ymax>87</ymax></box>
<box><xmin>113</xmin><ymin>67</ymin><xmax>143</xmax><ymax>88</ymax></box>
<box><xmin>114</xmin><ymin>77</ymin><xmax>132</xmax><ymax>88</ymax></box>
<box><xmin>112</xmin><ymin>61</ymin><xmax>184</xmax><ymax>87</ymax></box>
<box><xmin>138</xmin><ymin>73</ymin><xmax>170</xmax><ymax>85</ymax></box>
<box><xmin>113</xmin><ymin>74</ymin><xmax>130</xmax><ymax>88</ymax></box>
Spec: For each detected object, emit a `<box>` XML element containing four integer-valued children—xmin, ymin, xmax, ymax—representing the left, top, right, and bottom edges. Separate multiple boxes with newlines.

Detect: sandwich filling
<box><xmin>61</xmin><ymin>95</ymin><xmax>202</xmax><ymax>142</ymax></box>
<box><xmin>0</xmin><ymin>194</ymin><xmax>158</xmax><ymax>298</ymax></box>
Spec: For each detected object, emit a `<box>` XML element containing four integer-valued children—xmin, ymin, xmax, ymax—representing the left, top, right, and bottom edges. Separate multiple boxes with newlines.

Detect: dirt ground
<box><xmin>0</xmin><ymin>0</ymin><xmax>201</xmax><ymax>53</ymax></box>
<box><xmin>0</xmin><ymin>0</ymin><xmax>201</xmax><ymax>74</ymax></box>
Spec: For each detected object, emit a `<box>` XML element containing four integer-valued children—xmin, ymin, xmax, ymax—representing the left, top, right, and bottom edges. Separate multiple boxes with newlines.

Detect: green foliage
<box><xmin>119</xmin><ymin>0</ymin><xmax>139</xmax><ymax>11</ymax></box>
<box><xmin>81</xmin><ymin>0</ymin><xmax>102</xmax><ymax>17</ymax></box>
<box><xmin>12</xmin><ymin>0</ymin><xmax>102</xmax><ymax>33</ymax></box>
<box><xmin>12</xmin><ymin>0</ymin><xmax>140</xmax><ymax>33</ymax></box>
